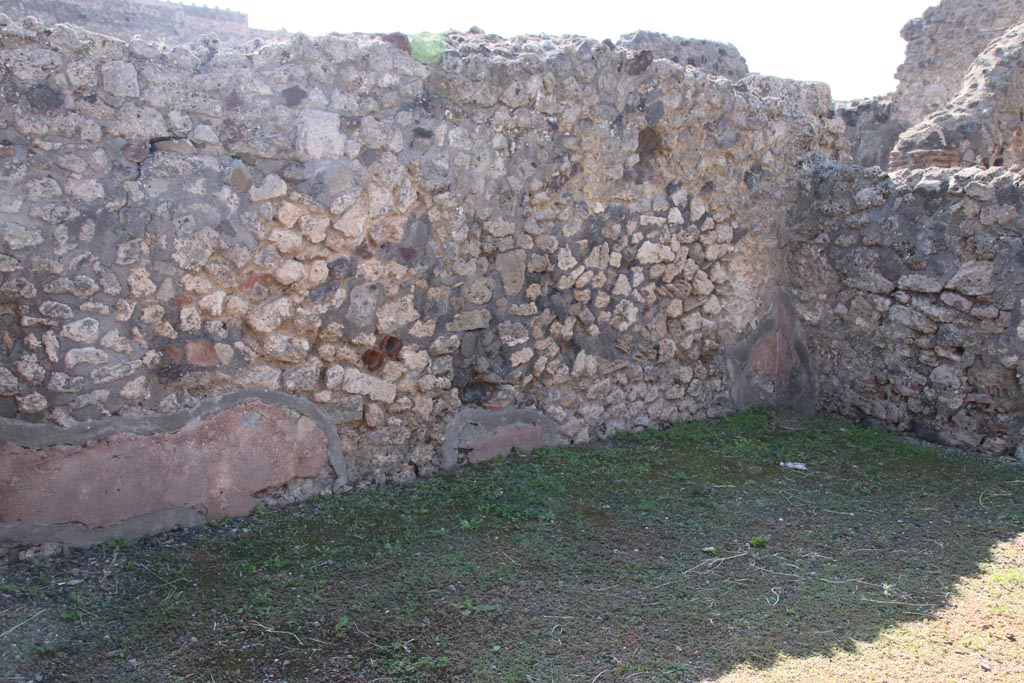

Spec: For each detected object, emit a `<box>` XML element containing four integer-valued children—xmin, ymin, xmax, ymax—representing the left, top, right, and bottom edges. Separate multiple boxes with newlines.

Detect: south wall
<box><xmin>0</xmin><ymin>19</ymin><xmax>846</xmax><ymax>552</ymax></box>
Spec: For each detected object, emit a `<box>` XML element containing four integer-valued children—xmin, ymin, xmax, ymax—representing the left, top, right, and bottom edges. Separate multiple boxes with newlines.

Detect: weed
<box><xmin>459</xmin><ymin>517</ymin><xmax>483</xmax><ymax>530</ymax></box>
<box><xmin>261</xmin><ymin>554</ymin><xmax>288</xmax><ymax>571</ymax></box>
<box><xmin>456</xmin><ymin>597</ymin><xmax>500</xmax><ymax>616</ymax></box>
<box><xmin>992</xmin><ymin>567</ymin><xmax>1024</xmax><ymax>587</ymax></box>
<box><xmin>748</xmin><ymin>536</ymin><xmax>769</xmax><ymax>548</ymax></box>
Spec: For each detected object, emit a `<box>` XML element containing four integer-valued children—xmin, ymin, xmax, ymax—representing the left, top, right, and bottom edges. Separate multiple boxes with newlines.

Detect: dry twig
<box><xmin>0</xmin><ymin>608</ymin><xmax>47</xmax><ymax>639</ymax></box>
<box><xmin>682</xmin><ymin>552</ymin><xmax>748</xmax><ymax>575</ymax></box>
<box><xmin>250</xmin><ymin>620</ymin><xmax>305</xmax><ymax>646</ymax></box>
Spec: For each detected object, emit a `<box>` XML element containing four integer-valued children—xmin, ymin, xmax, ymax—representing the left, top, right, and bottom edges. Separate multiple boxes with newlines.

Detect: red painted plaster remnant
<box><xmin>0</xmin><ymin>403</ymin><xmax>328</xmax><ymax>528</ymax></box>
<box><xmin>742</xmin><ymin>306</ymin><xmax>800</xmax><ymax>398</ymax></box>
<box><xmin>462</xmin><ymin>424</ymin><xmax>549</xmax><ymax>464</ymax></box>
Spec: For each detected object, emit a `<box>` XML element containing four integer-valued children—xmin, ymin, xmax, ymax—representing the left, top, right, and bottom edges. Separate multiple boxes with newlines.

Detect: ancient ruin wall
<box><xmin>891</xmin><ymin>21</ymin><xmax>1024</xmax><ymax>170</ymax></box>
<box><xmin>894</xmin><ymin>0</ymin><xmax>1024</xmax><ymax>124</ymax></box>
<box><xmin>616</xmin><ymin>31</ymin><xmax>748</xmax><ymax>81</ymax></box>
<box><xmin>839</xmin><ymin>0</ymin><xmax>1024</xmax><ymax>172</ymax></box>
<box><xmin>0</xmin><ymin>18</ymin><xmax>846</xmax><ymax>552</ymax></box>
<box><xmin>789</xmin><ymin>165</ymin><xmax>1023</xmax><ymax>456</ymax></box>
<box><xmin>0</xmin><ymin>0</ymin><xmax>252</xmax><ymax>44</ymax></box>
<box><xmin>834</xmin><ymin>95</ymin><xmax>907</xmax><ymax>170</ymax></box>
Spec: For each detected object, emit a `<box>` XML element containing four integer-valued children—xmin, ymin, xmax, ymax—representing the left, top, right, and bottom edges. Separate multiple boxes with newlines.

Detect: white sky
<box><xmin>218</xmin><ymin>0</ymin><xmax>937</xmax><ymax>101</ymax></box>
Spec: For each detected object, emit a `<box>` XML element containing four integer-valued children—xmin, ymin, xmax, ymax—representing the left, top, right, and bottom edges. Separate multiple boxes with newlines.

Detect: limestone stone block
<box><xmin>47</xmin><ymin>372</ymin><xmax>84</xmax><ymax>393</ymax></box>
<box><xmin>296</xmin><ymin>110</ymin><xmax>347</xmax><ymax>160</ymax></box>
<box><xmin>15</xmin><ymin>354</ymin><xmax>46</xmax><ymax>384</ymax></box>
<box><xmin>16</xmin><ymin>392</ymin><xmax>47</xmax><ymax>414</ymax></box>
<box><xmin>101</xmin><ymin>60</ymin><xmax>140</xmax><ymax>97</ymax></box>
<box><xmin>235</xmin><ymin>365</ymin><xmax>283</xmax><ymax>389</ymax></box>
<box><xmin>198</xmin><ymin>290</ymin><xmax>226</xmax><ymax>316</ymax></box>
<box><xmin>345</xmin><ymin>283</ymin><xmax>382</xmax><ymax>334</ymax></box>
<box><xmin>274</xmin><ymin>260</ymin><xmax>306</xmax><ymax>285</ymax></box>
<box><xmin>342</xmin><ymin>367</ymin><xmax>397</xmax><ymax>402</ymax></box>
<box><xmin>246</xmin><ymin>297</ymin><xmax>292</xmax><ymax>334</ymax></box>
<box><xmin>106</xmin><ymin>105</ymin><xmax>167</xmax><ymax>140</ymax></box>
<box><xmin>269</xmin><ymin>228</ymin><xmax>303</xmax><ymax>254</ymax></box>
<box><xmin>172</xmin><ymin>237</ymin><xmax>215</xmax><ymax>272</ymax></box>
<box><xmin>965</xmin><ymin>181</ymin><xmax>995</xmax><ymax>202</ymax></box>
<box><xmin>1</xmin><ymin>222</ymin><xmax>44</xmax><ymax>250</ymax></box>
<box><xmin>264</xmin><ymin>334</ymin><xmax>311</xmax><ymax>363</ymax></box>
<box><xmin>119</xmin><ymin>376</ymin><xmax>151</xmax><ymax>402</ymax></box>
<box><xmin>91</xmin><ymin>361</ymin><xmax>143</xmax><ymax>384</ymax></box>
<box><xmin>65</xmin><ymin>347</ymin><xmax>109</xmax><ymax>368</ymax></box>
<box><xmin>61</xmin><ymin>318</ymin><xmax>100</xmax><ymax>343</ymax></box>
<box><xmin>898</xmin><ymin>273</ymin><xmax>945</xmax><ymax>293</ymax></box>
<box><xmin>637</xmin><ymin>240</ymin><xmax>674</xmax><ymax>264</ymax></box>
<box><xmin>250</xmin><ymin>174</ymin><xmax>288</xmax><ymax>202</ymax></box>
<box><xmin>887</xmin><ymin>305</ymin><xmax>938</xmax><ymax>334</ymax></box>
<box><xmin>448</xmin><ymin>309</ymin><xmax>492</xmax><ymax>332</ymax></box>
<box><xmin>495</xmin><ymin>249</ymin><xmax>526</xmax><ymax>295</ymax></box>
<box><xmin>946</xmin><ymin>261</ymin><xmax>994</xmax><ymax>296</ymax></box>
<box><xmin>376</xmin><ymin>297</ymin><xmax>419</xmax><ymax>334</ymax></box>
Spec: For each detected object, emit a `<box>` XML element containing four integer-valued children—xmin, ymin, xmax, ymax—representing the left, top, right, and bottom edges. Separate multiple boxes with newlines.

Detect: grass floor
<box><xmin>1</xmin><ymin>408</ymin><xmax>1022</xmax><ymax>682</ymax></box>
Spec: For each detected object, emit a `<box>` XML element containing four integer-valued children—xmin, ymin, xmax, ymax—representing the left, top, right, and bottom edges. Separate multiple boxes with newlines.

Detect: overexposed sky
<box><xmin>218</xmin><ymin>0</ymin><xmax>937</xmax><ymax>101</ymax></box>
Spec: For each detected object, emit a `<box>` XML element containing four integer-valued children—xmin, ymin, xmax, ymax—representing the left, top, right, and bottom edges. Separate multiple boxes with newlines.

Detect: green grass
<box><xmin>1</xmin><ymin>408</ymin><xmax>1022</xmax><ymax>682</ymax></box>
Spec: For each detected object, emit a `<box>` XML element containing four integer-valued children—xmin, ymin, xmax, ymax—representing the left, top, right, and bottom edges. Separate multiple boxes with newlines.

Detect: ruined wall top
<box><xmin>615</xmin><ymin>31</ymin><xmax>747</xmax><ymax>82</ymax></box>
<box><xmin>894</xmin><ymin>0</ymin><xmax>1024</xmax><ymax>123</ymax></box>
<box><xmin>0</xmin><ymin>1</ymin><xmax>751</xmax><ymax>83</ymax></box>
<box><xmin>891</xmin><ymin>20</ymin><xmax>1024</xmax><ymax>169</ymax></box>
<box><xmin>0</xmin><ymin>0</ymin><xmax>252</xmax><ymax>44</ymax></box>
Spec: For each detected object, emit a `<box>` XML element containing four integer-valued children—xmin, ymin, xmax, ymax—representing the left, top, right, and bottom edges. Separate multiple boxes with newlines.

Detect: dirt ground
<box><xmin>2</xmin><ymin>409</ymin><xmax>1022</xmax><ymax>682</ymax></box>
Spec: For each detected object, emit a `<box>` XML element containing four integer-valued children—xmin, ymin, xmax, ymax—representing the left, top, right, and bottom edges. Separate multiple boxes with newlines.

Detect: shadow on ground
<box><xmin>1</xmin><ymin>408</ymin><xmax>1022</xmax><ymax>682</ymax></box>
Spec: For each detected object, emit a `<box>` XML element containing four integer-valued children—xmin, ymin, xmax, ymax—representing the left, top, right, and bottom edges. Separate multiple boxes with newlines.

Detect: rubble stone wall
<box><xmin>894</xmin><ymin>0</ymin><xmax>1024</xmax><ymax>124</ymax></box>
<box><xmin>5</xmin><ymin>3</ymin><xmax>1024</xmax><ymax>558</ymax></box>
<box><xmin>789</xmin><ymin>164</ymin><xmax>1024</xmax><ymax>456</ymax></box>
<box><xmin>890</xmin><ymin>22</ymin><xmax>1024</xmax><ymax>170</ymax></box>
<box><xmin>0</xmin><ymin>18</ymin><xmax>846</xmax><ymax>551</ymax></box>
<box><xmin>834</xmin><ymin>95</ymin><xmax>907</xmax><ymax>170</ymax></box>
<box><xmin>842</xmin><ymin>0</ymin><xmax>1024</xmax><ymax>172</ymax></box>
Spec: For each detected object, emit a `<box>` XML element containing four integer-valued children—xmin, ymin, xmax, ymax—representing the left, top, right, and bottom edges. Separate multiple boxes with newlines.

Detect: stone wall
<box><xmin>789</xmin><ymin>164</ymin><xmax>1023</xmax><ymax>456</ymax></box>
<box><xmin>0</xmin><ymin>17</ymin><xmax>847</xmax><ymax>554</ymax></box>
<box><xmin>893</xmin><ymin>0</ymin><xmax>1024</xmax><ymax>124</ymax></box>
<box><xmin>890</xmin><ymin>22</ymin><xmax>1024</xmax><ymax>170</ymax></box>
<box><xmin>834</xmin><ymin>95</ymin><xmax>908</xmax><ymax>170</ymax></box>
<box><xmin>839</xmin><ymin>0</ymin><xmax>1024</xmax><ymax>172</ymax></box>
<box><xmin>0</xmin><ymin>0</ymin><xmax>251</xmax><ymax>44</ymax></box>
